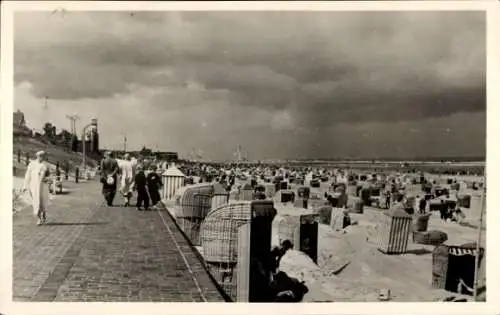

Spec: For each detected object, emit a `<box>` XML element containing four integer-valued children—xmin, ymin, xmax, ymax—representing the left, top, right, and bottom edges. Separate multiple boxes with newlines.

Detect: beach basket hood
<box><xmin>163</xmin><ymin>165</ymin><xmax>185</xmax><ymax>177</ymax></box>
<box><xmin>386</xmin><ymin>207</ymin><xmax>411</xmax><ymax>218</ymax></box>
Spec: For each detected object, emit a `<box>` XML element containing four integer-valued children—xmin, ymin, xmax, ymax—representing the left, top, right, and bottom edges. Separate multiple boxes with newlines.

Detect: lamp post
<box><xmin>82</xmin><ymin>118</ymin><xmax>98</xmax><ymax>174</ymax></box>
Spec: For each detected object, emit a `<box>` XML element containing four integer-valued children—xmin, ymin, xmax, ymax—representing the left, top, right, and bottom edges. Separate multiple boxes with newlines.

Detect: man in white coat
<box><xmin>22</xmin><ymin>151</ymin><xmax>51</xmax><ymax>225</ymax></box>
<box><xmin>119</xmin><ymin>153</ymin><xmax>136</xmax><ymax>206</ymax></box>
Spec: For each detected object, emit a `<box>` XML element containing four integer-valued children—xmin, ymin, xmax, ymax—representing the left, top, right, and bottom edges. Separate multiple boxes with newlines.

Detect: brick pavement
<box><xmin>13</xmin><ymin>180</ymin><xmax>226</xmax><ymax>302</ymax></box>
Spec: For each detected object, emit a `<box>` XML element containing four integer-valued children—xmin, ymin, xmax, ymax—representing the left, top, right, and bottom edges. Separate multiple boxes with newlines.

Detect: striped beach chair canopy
<box><xmin>448</xmin><ymin>246</ymin><xmax>482</xmax><ymax>256</ymax></box>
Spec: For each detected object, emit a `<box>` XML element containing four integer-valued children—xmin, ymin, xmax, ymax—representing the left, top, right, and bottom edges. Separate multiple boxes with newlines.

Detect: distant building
<box><xmin>157</xmin><ymin>152</ymin><xmax>178</xmax><ymax>162</ymax></box>
<box><xmin>13</xmin><ymin>110</ymin><xmax>32</xmax><ymax>137</ymax></box>
<box><xmin>99</xmin><ymin>149</ymin><xmax>178</xmax><ymax>162</ymax></box>
<box><xmin>13</xmin><ymin>110</ymin><xmax>26</xmax><ymax>127</ymax></box>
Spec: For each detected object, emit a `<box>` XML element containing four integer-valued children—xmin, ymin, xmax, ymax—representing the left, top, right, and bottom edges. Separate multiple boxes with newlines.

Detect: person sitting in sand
<box><xmin>270</xmin><ymin>240</ymin><xmax>294</xmax><ymax>275</ymax></box>
<box><xmin>271</xmin><ymin>271</ymin><xmax>309</xmax><ymax>302</ymax></box>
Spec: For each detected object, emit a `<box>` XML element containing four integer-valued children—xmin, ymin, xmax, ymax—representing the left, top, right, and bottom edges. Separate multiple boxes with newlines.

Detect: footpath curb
<box><xmin>157</xmin><ymin>199</ymin><xmax>232</xmax><ymax>302</ymax></box>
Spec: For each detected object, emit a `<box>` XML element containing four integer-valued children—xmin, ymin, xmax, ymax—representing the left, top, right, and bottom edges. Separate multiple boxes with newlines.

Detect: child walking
<box><xmin>134</xmin><ymin>166</ymin><xmax>150</xmax><ymax>211</ymax></box>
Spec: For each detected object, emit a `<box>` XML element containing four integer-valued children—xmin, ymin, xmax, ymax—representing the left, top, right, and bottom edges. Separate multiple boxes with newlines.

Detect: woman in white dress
<box><xmin>119</xmin><ymin>153</ymin><xmax>136</xmax><ymax>206</ymax></box>
<box><xmin>22</xmin><ymin>151</ymin><xmax>51</xmax><ymax>225</ymax></box>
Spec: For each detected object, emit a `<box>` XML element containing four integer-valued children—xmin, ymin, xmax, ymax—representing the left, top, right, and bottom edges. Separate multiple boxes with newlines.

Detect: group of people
<box><xmin>436</xmin><ymin>195</ymin><xmax>464</xmax><ymax>223</ymax></box>
<box><xmin>382</xmin><ymin>186</ymin><xmax>465</xmax><ymax>223</ymax></box>
<box><xmin>20</xmin><ymin>150</ymin><xmax>166</xmax><ymax>226</ymax></box>
<box><xmin>413</xmin><ymin>195</ymin><xmax>429</xmax><ymax>214</ymax></box>
<box><xmin>99</xmin><ymin>152</ymin><xmax>163</xmax><ymax>211</ymax></box>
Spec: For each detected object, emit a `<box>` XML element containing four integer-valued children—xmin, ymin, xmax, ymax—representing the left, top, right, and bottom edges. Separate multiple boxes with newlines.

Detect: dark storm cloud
<box><xmin>14</xmin><ymin>10</ymin><xmax>486</xmax><ymax>159</ymax></box>
<box><xmin>297</xmin><ymin>83</ymin><xmax>485</xmax><ymax>127</ymax></box>
<box><xmin>15</xmin><ymin>11</ymin><xmax>485</xmax><ymax>119</ymax></box>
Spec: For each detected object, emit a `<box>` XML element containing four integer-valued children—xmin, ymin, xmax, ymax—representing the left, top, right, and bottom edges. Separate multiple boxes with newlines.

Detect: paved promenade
<box><xmin>13</xmin><ymin>180</ymin><xmax>226</xmax><ymax>302</ymax></box>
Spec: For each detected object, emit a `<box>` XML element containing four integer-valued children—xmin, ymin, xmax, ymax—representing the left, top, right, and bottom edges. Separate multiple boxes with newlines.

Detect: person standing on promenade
<box><xmin>63</xmin><ymin>160</ymin><xmax>69</xmax><ymax>180</ymax></box>
<box><xmin>100</xmin><ymin>151</ymin><xmax>119</xmax><ymax>206</ymax></box>
<box><xmin>418</xmin><ymin>195</ymin><xmax>427</xmax><ymax>214</ymax></box>
<box><xmin>22</xmin><ymin>151</ymin><xmax>51</xmax><ymax>225</ymax></box>
<box><xmin>119</xmin><ymin>153</ymin><xmax>136</xmax><ymax>207</ymax></box>
<box><xmin>55</xmin><ymin>162</ymin><xmax>60</xmax><ymax>178</ymax></box>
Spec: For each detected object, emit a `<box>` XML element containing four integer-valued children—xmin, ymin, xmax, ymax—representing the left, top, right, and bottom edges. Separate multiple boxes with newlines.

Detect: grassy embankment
<box><xmin>12</xmin><ymin>135</ymin><xmax>99</xmax><ymax>211</ymax></box>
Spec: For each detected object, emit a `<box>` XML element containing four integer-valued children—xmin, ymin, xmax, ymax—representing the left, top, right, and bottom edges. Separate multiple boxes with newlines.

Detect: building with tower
<box><xmin>13</xmin><ymin>110</ymin><xmax>26</xmax><ymax>127</ymax></box>
<box><xmin>13</xmin><ymin>109</ymin><xmax>32</xmax><ymax>137</ymax></box>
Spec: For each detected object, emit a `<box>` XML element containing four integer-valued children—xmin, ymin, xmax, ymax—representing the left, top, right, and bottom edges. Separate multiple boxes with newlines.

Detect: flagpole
<box><xmin>473</xmin><ymin>179</ymin><xmax>486</xmax><ymax>300</ymax></box>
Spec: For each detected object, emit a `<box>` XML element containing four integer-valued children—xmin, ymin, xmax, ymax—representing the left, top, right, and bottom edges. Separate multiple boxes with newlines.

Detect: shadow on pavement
<box><xmin>52</xmin><ymin>191</ymin><xmax>70</xmax><ymax>195</ymax></box>
<box><xmin>45</xmin><ymin>222</ymin><xmax>108</xmax><ymax>226</ymax></box>
<box><xmin>459</xmin><ymin>221</ymin><xmax>485</xmax><ymax>230</ymax></box>
<box><xmin>405</xmin><ymin>248</ymin><xmax>433</xmax><ymax>255</ymax></box>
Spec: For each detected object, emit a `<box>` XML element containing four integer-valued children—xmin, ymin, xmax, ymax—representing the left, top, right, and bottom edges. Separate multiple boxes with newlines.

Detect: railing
<box><xmin>13</xmin><ymin>151</ymin><xmax>96</xmax><ymax>182</ymax></box>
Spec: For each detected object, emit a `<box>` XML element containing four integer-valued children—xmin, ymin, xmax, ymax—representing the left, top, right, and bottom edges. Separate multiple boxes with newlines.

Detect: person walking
<box><xmin>385</xmin><ymin>190</ymin><xmax>391</xmax><ymax>209</ymax></box>
<box><xmin>134</xmin><ymin>166</ymin><xmax>149</xmax><ymax>211</ymax></box>
<box><xmin>119</xmin><ymin>153</ymin><xmax>136</xmax><ymax>206</ymax></box>
<box><xmin>22</xmin><ymin>151</ymin><xmax>51</xmax><ymax>225</ymax></box>
<box><xmin>100</xmin><ymin>151</ymin><xmax>119</xmax><ymax>206</ymax></box>
<box><xmin>146</xmin><ymin>165</ymin><xmax>162</xmax><ymax>209</ymax></box>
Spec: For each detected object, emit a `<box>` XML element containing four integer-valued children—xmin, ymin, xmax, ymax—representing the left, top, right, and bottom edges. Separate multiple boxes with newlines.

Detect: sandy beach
<box><xmin>270</xmin><ymin>176</ymin><xmax>485</xmax><ymax>302</ymax></box>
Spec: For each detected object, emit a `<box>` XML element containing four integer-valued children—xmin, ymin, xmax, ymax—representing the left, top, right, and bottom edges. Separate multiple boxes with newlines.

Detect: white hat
<box><xmin>35</xmin><ymin>150</ymin><xmax>46</xmax><ymax>157</ymax></box>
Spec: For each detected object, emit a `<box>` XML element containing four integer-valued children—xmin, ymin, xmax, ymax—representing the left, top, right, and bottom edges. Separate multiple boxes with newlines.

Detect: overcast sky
<box><xmin>14</xmin><ymin>11</ymin><xmax>485</xmax><ymax>160</ymax></box>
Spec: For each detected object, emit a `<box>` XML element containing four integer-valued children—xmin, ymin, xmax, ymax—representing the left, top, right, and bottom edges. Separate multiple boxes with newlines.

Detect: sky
<box><xmin>14</xmin><ymin>11</ymin><xmax>486</xmax><ymax>160</ymax></box>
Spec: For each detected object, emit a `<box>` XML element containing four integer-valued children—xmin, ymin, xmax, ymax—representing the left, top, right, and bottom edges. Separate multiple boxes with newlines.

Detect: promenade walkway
<box><xmin>13</xmin><ymin>180</ymin><xmax>226</xmax><ymax>302</ymax></box>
